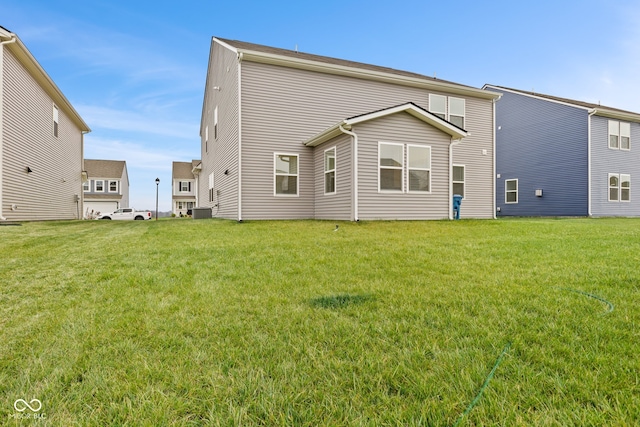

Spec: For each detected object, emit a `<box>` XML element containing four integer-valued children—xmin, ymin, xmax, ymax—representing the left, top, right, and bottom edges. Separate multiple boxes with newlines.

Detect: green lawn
<box><xmin>1</xmin><ymin>218</ymin><xmax>638</xmax><ymax>426</ymax></box>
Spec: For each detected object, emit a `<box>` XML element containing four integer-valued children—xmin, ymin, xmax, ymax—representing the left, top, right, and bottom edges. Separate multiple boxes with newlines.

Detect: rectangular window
<box><xmin>53</xmin><ymin>105</ymin><xmax>59</xmax><ymax>137</ymax></box>
<box><xmin>449</xmin><ymin>97</ymin><xmax>465</xmax><ymax>128</ymax></box>
<box><xmin>407</xmin><ymin>145</ymin><xmax>431</xmax><ymax>192</ymax></box>
<box><xmin>379</xmin><ymin>142</ymin><xmax>404</xmax><ymax>191</ymax></box>
<box><xmin>620</xmin><ymin>122</ymin><xmax>630</xmax><ymax>150</ymax></box>
<box><xmin>214</xmin><ymin>106</ymin><xmax>218</xmax><ymax>140</ymax></box>
<box><xmin>180</xmin><ymin>181</ymin><xmax>191</xmax><ymax>192</ymax></box>
<box><xmin>83</xmin><ymin>181</ymin><xmax>89</xmax><ymax>192</ymax></box>
<box><xmin>324</xmin><ymin>147</ymin><xmax>336</xmax><ymax>194</ymax></box>
<box><xmin>505</xmin><ymin>179</ymin><xmax>518</xmax><ymax>203</ymax></box>
<box><xmin>187</xmin><ymin>202</ymin><xmax>195</xmax><ymax>209</ymax></box>
<box><xmin>275</xmin><ymin>153</ymin><xmax>299</xmax><ymax>196</ymax></box>
<box><xmin>208</xmin><ymin>172</ymin><xmax>214</xmax><ymax>202</ymax></box>
<box><xmin>95</xmin><ymin>180</ymin><xmax>104</xmax><ymax>192</ymax></box>
<box><xmin>610</xmin><ymin>173</ymin><xmax>631</xmax><ymax>201</ymax></box>
<box><xmin>621</xmin><ymin>174</ymin><xmax>630</xmax><ymax>201</ymax></box>
<box><xmin>108</xmin><ymin>180</ymin><xmax>118</xmax><ymax>193</ymax></box>
<box><xmin>453</xmin><ymin>165</ymin><xmax>465</xmax><ymax>198</ymax></box>
<box><xmin>429</xmin><ymin>94</ymin><xmax>446</xmax><ymax>120</ymax></box>
<box><xmin>609</xmin><ymin>120</ymin><xmax>620</xmax><ymax>149</ymax></box>
<box><xmin>205</xmin><ymin>125</ymin><xmax>209</xmax><ymax>153</ymax></box>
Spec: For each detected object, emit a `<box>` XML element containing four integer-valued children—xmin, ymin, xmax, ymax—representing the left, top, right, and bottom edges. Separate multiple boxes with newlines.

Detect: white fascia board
<box><xmin>7</xmin><ymin>35</ymin><xmax>90</xmax><ymax>132</ymax></box>
<box><xmin>241</xmin><ymin>50</ymin><xmax>500</xmax><ymax>100</ymax></box>
<box><xmin>213</xmin><ymin>37</ymin><xmax>239</xmax><ymax>54</ymax></box>
<box><xmin>483</xmin><ymin>85</ymin><xmax>593</xmax><ymax>112</ymax></box>
<box><xmin>303</xmin><ymin>123</ymin><xmax>346</xmax><ymax>147</ymax></box>
<box><xmin>304</xmin><ymin>103</ymin><xmax>468</xmax><ymax>147</ymax></box>
<box><xmin>346</xmin><ymin>103</ymin><xmax>468</xmax><ymax>139</ymax></box>
<box><xmin>590</xmin><ymin>108</ymin><xmax>640</xmax><ymax>123</ymax></box>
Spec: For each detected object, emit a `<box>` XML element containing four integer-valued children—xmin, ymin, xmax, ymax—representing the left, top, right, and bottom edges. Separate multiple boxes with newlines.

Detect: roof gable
<box><xmin>85</xmin><ymin>160</ymin><xmax>126</xmax><ymax>179</ymax></box>
<box><xmin>172</xmin><ymin>161</ymin><xmax>200</xmax><ymax>179</ymax></box>
<box><xmin>304</xmin><ymin>102</ymin><xmax>467</xmax><ymax>147</ymax></box>
<box><xmin>484</xmin><ymin>84</ymin><xmax>640</xmax><ymax>122</ymax></box>
<box><xmin>214</xmin><ymin>37</ymin><xmax>499</xmax><ymax>101</ymax></box>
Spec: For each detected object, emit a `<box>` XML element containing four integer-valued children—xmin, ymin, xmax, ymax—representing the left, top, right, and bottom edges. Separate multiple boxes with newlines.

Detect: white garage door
<box><xmin>84</xmin><ymin>201</ymin><xmax>119</xmax><ymax>218</ymax></box>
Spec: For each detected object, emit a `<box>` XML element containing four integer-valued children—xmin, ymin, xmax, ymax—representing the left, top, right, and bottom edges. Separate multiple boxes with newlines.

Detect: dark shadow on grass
<box><xmin>309</xmin><ymin>293</ymin><xmax>375</xmax><ymax>309</ymax></box>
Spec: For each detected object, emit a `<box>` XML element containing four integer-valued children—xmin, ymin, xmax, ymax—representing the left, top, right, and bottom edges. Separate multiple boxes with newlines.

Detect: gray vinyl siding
<box><xmin>201</xmin><ymin>42</ymin><xmax>239</xmax><ymax>219</ymax></box>
<box><xmin>355</xmin><ymin>113</ymin><xmax>450</xmax><ymax>220</ymax></box>
<box><xmin>2</xmin><ymin>49</ymin><xmax>83</xmax><ymax>221</ymax></box>
<box><xmin>239</xmin><ymin>60</ymin><xmax>494</xmax><ymax>220</ymax></box>
<box><xmin>488</xmin><ymin>88</ymin><xmax>589</xmax><ymax>216</ymax></box>
<box><xmin>313</xmin><ymin>134</ymin><xmax>353</xmax><ymax>220</ymax></box>
<box><xmin>451</xmin><ymin>96</ymin><xmax>495</xmax><ymax>218</ymax></box>
<box><xmin>590</xmin><ymin>115</ymin><xmax>640</xmax><ymax>216</ymax></box>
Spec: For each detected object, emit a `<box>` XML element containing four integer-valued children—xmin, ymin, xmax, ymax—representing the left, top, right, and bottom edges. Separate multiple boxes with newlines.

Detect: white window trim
<box><xmin>448</xmin><ymin>97</ymin><xmax>466</xmax><ymax>128</ymax></box>
<box><xmin>609</xmin><ymin>120</ymin><xmax>620</xmax><ymax>150</ymax></box>
<box><xmin>610</xmin><ymin>173</ymin><xmax>631</xmax><ymax>202</ymax></box>
<box><xmin>378</xmin><ymin>142</ymin><xmax>404</xmax><ymax>193</ymax></box>
<box><xmin>505</xmin><ymin>179</ymin><xmax>518</xmax><ymax>204</ymax></box>
<box><xmin>214</xmin><ymin>106</ymin><xmax>219</xmax><ymax>140</ymax></box>
<box><xmin>179</xmin><ymin>181</ymin><xmax>191</xmax><ymax>192</ymax></box>
<box><xmin>453</xmin><ymin>164</ymin><xmax>465</xmax><ymax>198</ymax></box>
<box><xmin>428</xmin><ymin>94</ymin><xmax>446</xmax><ymax>120</ymax></box>
<box><xmin>407</xmin><ymin>144</ymin><xmax>432</xmax><ymax>193</ymax></box>
<box><xmin>208</xmin><ymin>172</ymin><xmax>214</xmax><ymax>202</ymax></box>
<box><xmin>274</xmin><ymin>152</ymin><xmax>299</xmax><ymax>197</ymax></box>
<box><xmin>108</xmin><ymin>180</ymin><xmax>118</xmax><ymax>193</ymax></box>
<box><xmin>95</xmin><ymin>180</ymin><xmax>104</xmax><ymax>192</ymax></box>
<box><xmin>621</xmin><ymin>173</ymin><xmax>631</xmax><ymax>202</ymax></box>
<box><xmin>83</xmin><ymin>181</ymin><xmax>89</xmax><ymax>192</ymax></box>
<box><xmin>620</xmin><ymin>122</ymin><xmax>631</xmax><ymax>151</ymax></box>
<box><xmin>324</xmin><ymin>146</ymin><xmax>336</xmax><ymax>195</ymax></box>
<box><xmin>53</xmin><ymin>104</ymin><xmax>59</xmax><ymax>138</ymax></box>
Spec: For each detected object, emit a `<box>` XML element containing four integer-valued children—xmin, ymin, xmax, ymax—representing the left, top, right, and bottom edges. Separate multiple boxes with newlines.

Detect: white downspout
<box><xmin>338</xmin><ymin>124</ymin><xmax>359</xmax><ymax>221</ymax></box>
<box><xmin>449</xmin><ymin>138</ymin><xmax>462</xmax><ymax>220</ymax></box>
<box><xmin>0</xmin><ymin>36</ymin><xmax>15</xmax><ymax>220</ymax></box>
<box><xmin>237</xmin><ymin>52</ymin><xmax>243</xmax><ymax>222</ymax></box>
<box><xmin>588</xmin><ymin>109</ymin><xmax>596</xmax><ymax>217</ymax></box>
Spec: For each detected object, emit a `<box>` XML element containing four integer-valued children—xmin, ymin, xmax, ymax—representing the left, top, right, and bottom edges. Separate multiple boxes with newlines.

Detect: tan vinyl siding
<box><xmin>451</xmin><ymin>96</ymin><xmax>495</xmax><ymax>218</ymax></box>
<box><xmin>239</xmin><ymin>60</ymin><xmax>494</xmax><ymax>219</ymax></box>
<box><xmin>355</xmin><ymin>113</ymin><xmax>450</xmax><ymax>220</ymax></box>
<box><xmin>2</xmin><ymin>49</ymin><xmax>83</xmax><ymax>220</ymax></box>
<box><xmin>201</xmin><ymin>43</ymin><xmax>239</xmax><ymax>219</ymax></box>
<box><xmin>314</xmin><ymin>134</ymin><xmax>353</xmax><ymax>220</ymax></box>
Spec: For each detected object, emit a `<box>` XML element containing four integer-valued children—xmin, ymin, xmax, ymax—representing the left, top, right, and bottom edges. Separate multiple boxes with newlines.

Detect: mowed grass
<box><xmin>0</xmin><ymin>218</ymin><xmax>638</xmax><ymax>426</ymax></box>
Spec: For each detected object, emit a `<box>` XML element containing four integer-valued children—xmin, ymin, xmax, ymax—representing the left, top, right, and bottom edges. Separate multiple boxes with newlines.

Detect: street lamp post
<box><xmin>155</xmin><ymin>178</ymin><xmax>160</xmax><ymax>221</ymax></box>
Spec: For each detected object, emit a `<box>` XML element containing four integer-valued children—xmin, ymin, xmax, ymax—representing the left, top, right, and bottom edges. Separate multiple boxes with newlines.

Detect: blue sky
<box><xmin>2</xmin><ymin>0</ymin><xmax>639</xmax><ymax>210</ymax></box>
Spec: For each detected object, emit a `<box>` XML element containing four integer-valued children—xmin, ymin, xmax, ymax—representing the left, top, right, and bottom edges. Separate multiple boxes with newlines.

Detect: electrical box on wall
<box><xmin>535</xmin><ymin>189</ymin><xmax>543</xmax><ymax>197</ymax></box>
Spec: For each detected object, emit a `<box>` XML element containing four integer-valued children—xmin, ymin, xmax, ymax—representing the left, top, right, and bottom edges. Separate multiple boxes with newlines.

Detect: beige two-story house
<box><xmin>200</xmin><ymin>37</ymin><xmax>499</xmax><ymax>221</ymax></box>
<box><xmin>1</xmin><ymin>25</ymin><xmax>90</xmax><ymax>221</ymax></box>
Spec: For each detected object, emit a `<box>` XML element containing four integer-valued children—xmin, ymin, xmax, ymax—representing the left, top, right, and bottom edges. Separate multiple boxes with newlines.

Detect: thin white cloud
<box><xmin>84</xmin><ymin>137</ymin><xmax>195</xmax><ymax>171</ymax></box>
<box><xmin>77</xmin><ymin>104</ymin><xmax>198</xmax><ymax>140</ymax></box>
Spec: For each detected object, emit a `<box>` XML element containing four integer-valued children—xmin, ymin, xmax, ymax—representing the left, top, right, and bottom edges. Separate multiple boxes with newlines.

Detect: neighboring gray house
<box><xmin>200</xmin><ymin>37</ymin><xmax>500</xmax><ymax>221</ymax></box>
<box><xmin>172</xmin><ymin>160</ymin><xmax>200</xmax><ymax>216</ymax></box>
<box><xmin>1</xmin><ymin>26</ymin><xmax>90</xmax><ymax>221</ymax></box>
<box><xmin>484</xmin><ymin>85</ymin><xmax>640</xmax><ymax>217</ymax></box>
<box><xmin>83</xmin><ymin>159</ymin><xmax>129</xmax><ymax>217</ymax></box>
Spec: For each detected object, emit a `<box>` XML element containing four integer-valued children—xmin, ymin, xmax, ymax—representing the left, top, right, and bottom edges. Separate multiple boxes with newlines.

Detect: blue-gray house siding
<box><xmin>487</xmin><ymin>88</ymin><xmax>589</xmax><ymax>216</ymax></box>
<box><xmin>590</xmin><ymin>115</ymin><xmax>640</xmax><ymax>216</ymax></box>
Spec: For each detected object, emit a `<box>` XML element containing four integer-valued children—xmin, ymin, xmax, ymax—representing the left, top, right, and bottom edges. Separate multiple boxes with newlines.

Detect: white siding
<box><xmin>2</xmin><ymin>49</ymin><xmax>83</xmax><ymax>221</ymax></box>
